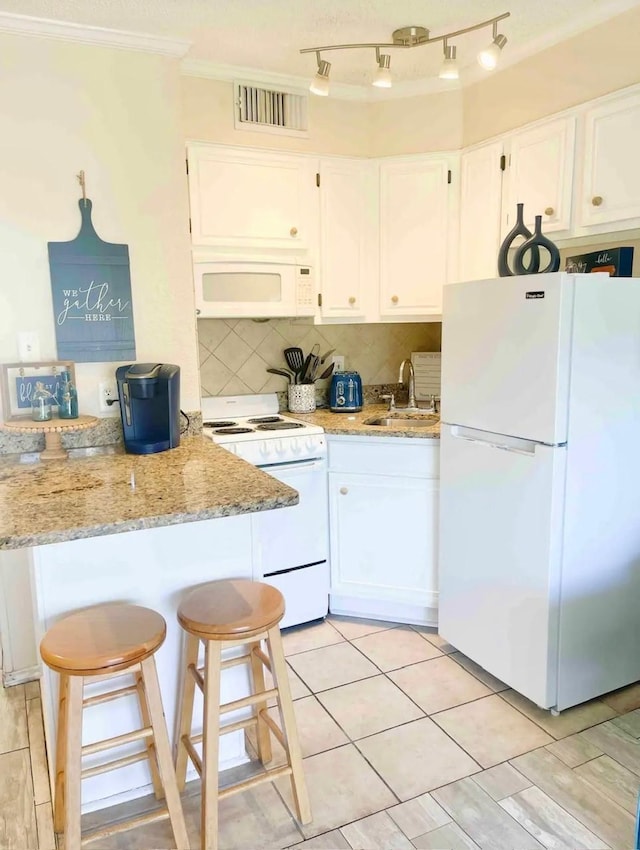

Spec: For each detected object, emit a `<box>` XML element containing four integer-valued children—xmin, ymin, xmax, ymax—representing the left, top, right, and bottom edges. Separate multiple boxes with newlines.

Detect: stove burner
<box><xmin>256</xmin><ymin>422</ymin><xmax>305</xmax><ymax>431</ymax></box>
<box><xmin>213</xmin><ymin>427</ymin><xmax>254</xmax><ymax>435</ymax></box>
<box><xmin>247</xmin><ymin>416</ymin><xmax>284</xmax><ymax>424</ymax></box>
<box><xmin>204</xmin><ymin>420</ymin><xmax>238</xmax><ymax>428</ymax></box>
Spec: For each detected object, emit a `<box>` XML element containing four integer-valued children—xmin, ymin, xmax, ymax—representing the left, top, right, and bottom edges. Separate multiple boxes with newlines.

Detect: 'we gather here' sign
<box><xmin>48</xmin><ymin>199</ymin><xmax>136</xmax><ymax>363</ymax></box>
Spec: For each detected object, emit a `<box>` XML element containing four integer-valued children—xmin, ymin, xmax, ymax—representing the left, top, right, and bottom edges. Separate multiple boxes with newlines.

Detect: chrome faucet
<box><xmin>397</xmin><ymin>359</ymin><xmax>419</xmax><ymax>411</ymax></box>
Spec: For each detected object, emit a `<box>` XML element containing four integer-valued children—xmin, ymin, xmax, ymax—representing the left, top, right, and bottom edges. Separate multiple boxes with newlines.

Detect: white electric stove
<box><xmin>202</xmin><ymin>394</ymin><xmax>329</xmax><ymax>628</ymax></box>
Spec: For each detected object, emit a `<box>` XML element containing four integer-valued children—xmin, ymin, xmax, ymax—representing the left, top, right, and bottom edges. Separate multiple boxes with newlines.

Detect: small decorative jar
<box><xmin>31</xmin><ymin>382</ymin><xmax>53</xmax><ymax>422</ymax></box>
<box><xmin>288</xmin><ymin>384</ymin><xmax>316</xmax><ymax>414</ymax></box>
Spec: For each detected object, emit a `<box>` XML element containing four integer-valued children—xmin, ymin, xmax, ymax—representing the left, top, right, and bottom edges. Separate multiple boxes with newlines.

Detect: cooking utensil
<box><xmin>284</xmin><ymin>347</ymin><xmax>305</xmax><ymax>383</ymax></box>
<box><xmin>319</xmin><ymin>348</ymin><xmax>335</xmax><ymax>365</ymax></box>
<box><xmin>267</xmin><ymin>367</ymin><xmax>294</xmax><ymax>383</ymax></box>
<box><xmin>318</xmin><ymin>362</ymin><xmax>335</xmax><ymax>380</ymax></box>
<box><xmin>300</xmin><ymin>353</ymin><xmax>314</xmax><ymax>383</ymax></box>
<box><xmin>308</xmin><ymin>355</ymin><xmax>321</xmax><ymax>381</ymax></box>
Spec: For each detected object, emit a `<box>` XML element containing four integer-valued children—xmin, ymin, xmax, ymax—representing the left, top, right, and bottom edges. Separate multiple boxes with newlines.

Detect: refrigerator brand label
<box><xmin>525</xmin><ymin>291</ymin><xmax>545</xmax><ymax>299</ymax></box>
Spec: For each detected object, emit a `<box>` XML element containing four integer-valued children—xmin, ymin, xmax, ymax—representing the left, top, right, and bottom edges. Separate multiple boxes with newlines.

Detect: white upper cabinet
<box><xmin>318</xmin><ymin>158</ymin><xmax>377</xmax><ymax>320</ymax></box>
<box><xmin>379</xmin><ymin>155</ymin><xmax>458</xmax><ymax>318</ymax></box>
<box><xmin>458</xmin><ymin>141</ymin><xmax>505</xmax><ymax>282</ymax></box>
<box><xmin>505</xmin><ymin>117</ymin><xmax>576</xmax><ymax>234</ymax></box>
<box><xmin>580</xmin><ymin>92</ymin><xmax>640</xmax><ymax>227</ymax></box>
<box><xmin>187</xmin><ymin>144</ymin><xmax>317</xmax><ymax>251</ymax></box>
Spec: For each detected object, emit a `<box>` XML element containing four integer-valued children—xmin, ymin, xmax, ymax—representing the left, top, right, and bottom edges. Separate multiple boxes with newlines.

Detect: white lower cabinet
<box><xmin>327</xmin><ymin>435</ymin><xmax>440</xmax><ymax>626</ymax></box>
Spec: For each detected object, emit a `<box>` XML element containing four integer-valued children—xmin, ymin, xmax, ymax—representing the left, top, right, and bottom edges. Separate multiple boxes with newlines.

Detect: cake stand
<box><xmin>2</xmin><ymin>415</ymin><xmax>98</xmax><ymax>460</ymax></box>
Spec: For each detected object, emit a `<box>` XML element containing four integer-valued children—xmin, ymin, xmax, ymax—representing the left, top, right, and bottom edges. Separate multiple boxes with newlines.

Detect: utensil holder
<box><xmin>288</xmin><ymin>384</ymin><xmax>316</xmax><ymax>414</ymax></box>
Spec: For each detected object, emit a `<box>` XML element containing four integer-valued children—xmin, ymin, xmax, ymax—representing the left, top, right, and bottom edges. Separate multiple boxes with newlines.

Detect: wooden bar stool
<box><xmin>175</xmin><ymin>579</ymin><xmax>311</xmax><ymax>850</ymax></box>
<box><xmin>40</xmin><ymin>603</ymin><xmax>190</xmax><ymax>850</ymax></box>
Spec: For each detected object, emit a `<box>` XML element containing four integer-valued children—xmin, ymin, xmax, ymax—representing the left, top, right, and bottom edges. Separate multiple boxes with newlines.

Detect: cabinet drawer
<box><xmin>328</xmin><ymin>436</ymin><xmax>439</xmax><ymax>478</ymax></box>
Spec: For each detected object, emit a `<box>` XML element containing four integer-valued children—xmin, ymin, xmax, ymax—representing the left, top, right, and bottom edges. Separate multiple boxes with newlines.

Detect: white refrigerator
<box><xmin>439</xmin><ymin>272</ymin><xmax>640</xmax><ymax>712</ymax></box>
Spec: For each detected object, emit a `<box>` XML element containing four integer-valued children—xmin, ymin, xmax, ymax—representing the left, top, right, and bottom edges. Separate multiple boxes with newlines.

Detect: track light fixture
<box><xmin>373</xmin><ymin>48</ymin><xmax>392</xmax><ymax>88</ymax></box>
<box><xmin>439</xmin><ymin>41</ymin><xmax>459</xmax><ymax>81</ymax></box>
<box><xmin>309</xmin><ymin>52</ymin><xmax>331</xmax><ymax>96</ymax></box>
<box><xmin>478</xmin><ymin>22</ymin><xmax>508</xmax><ymax>70</ymax></box>
<box><xmin>302</xmin><ymin>11</ymin><xmax>510</xmax><ymax>96</ymax></box>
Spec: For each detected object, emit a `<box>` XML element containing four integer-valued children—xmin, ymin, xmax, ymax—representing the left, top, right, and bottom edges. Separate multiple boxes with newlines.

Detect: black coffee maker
<box><xmin>115</xmin><ymin>363</ymin><xmax>181</xmax><ymax>454</ymax></box>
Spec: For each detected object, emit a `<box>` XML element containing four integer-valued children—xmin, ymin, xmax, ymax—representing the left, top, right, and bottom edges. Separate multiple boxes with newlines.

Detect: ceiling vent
<box><xmin>234</xmin><ymin>82</ymin><xmax>308</xmax><ymax>138</ymax></box>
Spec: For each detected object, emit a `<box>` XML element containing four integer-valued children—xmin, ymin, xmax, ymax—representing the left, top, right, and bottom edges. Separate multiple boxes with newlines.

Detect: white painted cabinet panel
<box><xmin>506</xmin><ymin>116</ymin><xmax>576</xmax><ymax>233</ymax></box>
<box><xmin>187</xmin><ymin>144</ymin><xmax>317</xmax><ymax>250</ymax></box>
<box><xmin>580</xmin><ymin>92</ymin><xmax>640</xmax><ymax>227</ymax></box>
<box><xmin>379</xmin><ymin>156</ymin><xmax>456</xmax><ymax>318</ymax></box>
<box><xmin>458</xmin><ymin>141</ymin><xmax>505</xmax><ymax>282</ymax></box>
<box><xmin>318</xmin><ymin>157</ymin><xmax>376</xmax><ymax>319</ymax></box>
<box><xmin>328</xmin><ymin>435</ymin><xmax>439</xmax><ymax>626</ymax></box>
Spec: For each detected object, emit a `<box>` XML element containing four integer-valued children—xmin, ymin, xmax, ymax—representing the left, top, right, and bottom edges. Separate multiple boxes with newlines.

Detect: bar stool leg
<box><xmin>175</xmin><ymin>633</ymin><xmax>200</xmax><ymax>791</ymax></box>
<box><xmin>201</xmin><ymin>641</ymin><xmax>222</xmax><ymax>850</ymax></box>
<box><xmin>249</xmin><ymin>640</ymin><xmax>272</xmax><ymax>765</ymax></box>
<box><xmin>266</xmin><ymin>626</ymin><xmax>311</xmax><ymax>825</ymax></box>
<box><xmin>64</xmin><ymin>676</ymin><xmax>85</xmax><ymax>850</ymax></box>
<box><xmin>140</xmin><ymin>657</ymin><xmax>190</xmax><ymax>850</ymax></box>
<box><xmin>53</xmin><ymin>674</ymin><xmax>69</xmax><ymax>833</ymax></box>
<box><xmin>135</xmin><ymin>669</ymin><xmax>165</xmax><ymax>801</ymax></box>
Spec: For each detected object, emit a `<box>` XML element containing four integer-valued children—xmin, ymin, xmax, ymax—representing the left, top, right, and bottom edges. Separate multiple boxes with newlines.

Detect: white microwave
<box><xmin>193</xmin><ymin>258</ymin><xmax>315</xmax><ymax>319</ymax></box>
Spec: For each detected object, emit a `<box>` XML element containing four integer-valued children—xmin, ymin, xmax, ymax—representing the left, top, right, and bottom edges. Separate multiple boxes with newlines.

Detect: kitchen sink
<box><xmin>364</xmin><ymin>415</ymin><xmax>439</xmax><ymax>428</ymax></box>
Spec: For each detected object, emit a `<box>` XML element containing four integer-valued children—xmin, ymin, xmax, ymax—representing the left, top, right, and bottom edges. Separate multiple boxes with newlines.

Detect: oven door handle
<box><xmin>260</xmin><ymin>459</ymin><xmax>325</xmax><ymax>473</ymax></box>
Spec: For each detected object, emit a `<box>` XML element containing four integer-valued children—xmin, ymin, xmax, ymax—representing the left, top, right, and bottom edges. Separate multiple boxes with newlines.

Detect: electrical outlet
<box><xmin>98</xmin><ymin>381</ymin><xmax>118</xmax><ymax>413</ymax></box>
<box><xmin>332</xmin><ymin>355</ymin><xmax>345</xmax><ymax>372</ymax></box>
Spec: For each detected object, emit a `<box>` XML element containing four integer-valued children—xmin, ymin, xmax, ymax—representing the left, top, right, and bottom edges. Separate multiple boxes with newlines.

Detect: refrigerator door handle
<box><xmin>451</xmin><ymin>425</ymin><xmax>538</xmax><ymax>456</ymax></box>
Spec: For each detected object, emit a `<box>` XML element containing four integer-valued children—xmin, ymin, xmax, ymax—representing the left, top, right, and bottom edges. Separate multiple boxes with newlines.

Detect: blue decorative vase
<box><xmin>498</xmin><ymin>203</ymin><xmax>540</xmax><ymax>276</ymax></box>
<box><xmin>513</xmin><ymin>215</ymin><xmax>561</xmax><ymax>275</ymax></box>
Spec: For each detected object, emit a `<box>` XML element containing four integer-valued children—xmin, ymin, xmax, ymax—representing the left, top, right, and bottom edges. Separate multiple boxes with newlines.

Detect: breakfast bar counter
<box><xmin>0</xmin><ymin>436</ymin><xmax>300</xmax><ymax>813</ymax></box>
<box><xmin>0</xmin><ymin>435</ymin><xmax>298</xmax><ymax>549</ymax></box>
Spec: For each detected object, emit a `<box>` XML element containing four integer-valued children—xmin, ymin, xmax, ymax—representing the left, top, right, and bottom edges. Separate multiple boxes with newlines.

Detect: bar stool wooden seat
<box><xmin>175</xmin><ymin>579</ymin><xmax>311</xmax><ymax>850</ymax></box>
<box><xmin>40</xmin><ymin>603</ymin><xmax>189</xmax><ymax>850</ymax></box>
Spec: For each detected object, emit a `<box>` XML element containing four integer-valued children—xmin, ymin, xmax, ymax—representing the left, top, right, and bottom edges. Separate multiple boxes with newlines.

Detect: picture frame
<box><xmin>0</xmin><ymin>361</ymin><xmax>75</xmax><ymax>421</ymax></box>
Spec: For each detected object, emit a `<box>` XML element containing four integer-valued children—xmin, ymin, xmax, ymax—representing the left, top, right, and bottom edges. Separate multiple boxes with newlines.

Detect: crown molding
<box><xmin>0</xmin><ymin>11</ymin><xmax>191</xmax><ymax>57</ymax></box>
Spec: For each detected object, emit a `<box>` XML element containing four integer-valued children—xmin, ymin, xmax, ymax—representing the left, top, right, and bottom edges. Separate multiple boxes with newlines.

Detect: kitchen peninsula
<box><xmin>0</xmin><ymin>437</ymin><xmax>298</xmax><ymax>812</ymax></box>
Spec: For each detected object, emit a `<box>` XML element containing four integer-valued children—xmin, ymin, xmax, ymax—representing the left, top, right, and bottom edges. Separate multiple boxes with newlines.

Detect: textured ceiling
<box><xmin>0</xmin><ymin>0</ymin><xmax>637</xmax><ymax>87</ymax></box>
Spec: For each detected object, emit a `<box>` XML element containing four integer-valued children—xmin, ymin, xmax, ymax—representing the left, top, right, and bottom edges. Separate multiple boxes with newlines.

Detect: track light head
<box><xmin>478</xmin><ymin>32</ymin><xmax>507</xmax><ymax>70</ymax></box>
<box><xmin>310</xmin><ymin>55</ymin><xmax>331</xmax><ymax>96</ymax></box>
<box><xmin>439</xmin><ymin>43</ymin><xmax>459</xmax><ymax>80</ymax></box>
<box><xmin>373</xmin><ymin>49</ymin><xmax>392</xmax><ymax>88</ymax></box>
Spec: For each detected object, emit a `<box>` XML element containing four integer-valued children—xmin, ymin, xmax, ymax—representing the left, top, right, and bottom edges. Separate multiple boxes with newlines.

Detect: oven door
<box><xmin>251</xmin><ymin>457</ymin><xmax>329</xmax><ymax>627</ymax></box>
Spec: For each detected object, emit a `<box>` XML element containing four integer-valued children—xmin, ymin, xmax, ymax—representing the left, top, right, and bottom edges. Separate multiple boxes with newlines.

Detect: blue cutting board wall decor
<box><xmin>47</xmin><ymin>199</ymin><xmax>136</xmax><ymax>362</ymax></box>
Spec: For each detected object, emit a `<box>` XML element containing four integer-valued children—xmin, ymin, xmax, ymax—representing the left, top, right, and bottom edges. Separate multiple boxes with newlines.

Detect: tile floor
<box><xmin>3</xmin><ymin>615</ymin><xmax>640</xmax><ymax>849</ymax></box>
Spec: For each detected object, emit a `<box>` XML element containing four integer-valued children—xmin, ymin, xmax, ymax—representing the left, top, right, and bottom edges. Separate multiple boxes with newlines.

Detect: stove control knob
<box><xmin>276</xmin><ymin>440</ymin><xmax>286</xmax><ymax>455</ymax></box>
<box><xmin>305</xmin><ymin>437</ymin><xmax>316</xmax><ymax>452</ymax></box>
<box><xmin>291</xmin><ymin>439</ymin><xmax>302</xmax><ymax>454</ymax></box>
<box><xmin>259</xmin><ymin>441</ymin><xmax>270</xmax><ymax>457</ymax></box>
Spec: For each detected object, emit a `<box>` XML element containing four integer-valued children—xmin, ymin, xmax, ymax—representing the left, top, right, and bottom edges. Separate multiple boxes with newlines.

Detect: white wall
<box><xmin>0</xmin><ymin>33</ymin><xmax>201</xmax><ymax>418</ymax></box>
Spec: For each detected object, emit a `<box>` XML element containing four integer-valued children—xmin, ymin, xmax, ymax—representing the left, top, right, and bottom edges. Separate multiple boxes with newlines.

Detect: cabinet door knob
<box><xmin>348</xmin><ymin>296</ymin><xmax>356</xmax><ymax>305</ymax></box>
<box><xmin>339</xmin><ymin>487</ymin><xmax>348</xmax><ymax>495</ymax></box>
<box><xmin>592</xmin><ymin>196</ymin><xmax>603</xmax><ymax>207</ymax></box>
<box><xmin>544</xmin><ymin>206</ymin><xmax>554</xmax><ymax>216</ymax></box>
<box><xmin>391</xmin><ymin>295</ymin><xmax>399</xmax><ymax>304</ymax></box>
<box><xmin>195</xmin><ymin>308</ymin><xmax>201</xmax><ymax>315</ymax></box>
<box><xmin>290</xmin><ymin>226</ymin><xmax>298</xmax><ymax>236</ymax></box>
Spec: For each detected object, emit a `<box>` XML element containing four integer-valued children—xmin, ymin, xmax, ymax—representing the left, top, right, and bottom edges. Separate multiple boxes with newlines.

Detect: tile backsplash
<box><xmin>198</xmin><ymin>319</ymin><xmax>441</xmax><ymax>397</ymax></box>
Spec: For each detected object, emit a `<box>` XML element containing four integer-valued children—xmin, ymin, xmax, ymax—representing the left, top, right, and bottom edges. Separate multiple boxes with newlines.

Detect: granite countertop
<box><xmin>0</xmin><ymin>436</ymin><xmax>298</xmax><ymax>550</ymax></box>
<box><xmin>294</xmin><ymin>404</ymin><xmax>441</xmax><ymax>439</ymax></box>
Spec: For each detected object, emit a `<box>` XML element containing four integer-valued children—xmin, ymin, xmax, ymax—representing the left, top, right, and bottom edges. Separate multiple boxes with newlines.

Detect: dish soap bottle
<box><xmin>31</xmin><ymin>382</ymin><xmax>53</xmax><ymax>422</ymax></box>
<box><xmin>57</xmin><ymin>370</ymin><xmax>79</xmax><ymax>419</ymax></box>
